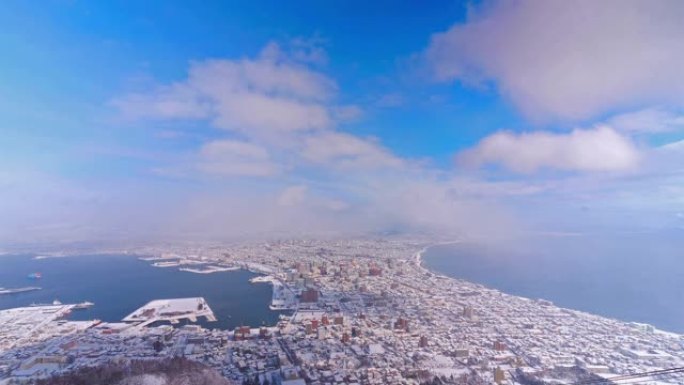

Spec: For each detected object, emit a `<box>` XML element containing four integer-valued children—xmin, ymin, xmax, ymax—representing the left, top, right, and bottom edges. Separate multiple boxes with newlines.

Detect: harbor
<box><xmin>0</xmin><ymin>254</ymin><xmax>281</xmax><ymax>330</ymax></box>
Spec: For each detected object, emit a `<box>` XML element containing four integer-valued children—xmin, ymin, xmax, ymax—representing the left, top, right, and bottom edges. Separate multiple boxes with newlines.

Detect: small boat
<box><xmin>73</xmin><ymin>301</ymin><xmax>94</xmax><ymax>310</ymax></box>
<box><xmin>27</xmin><ymin>272</ymin><xmax>42</xmax><ymax>279</ymax></box>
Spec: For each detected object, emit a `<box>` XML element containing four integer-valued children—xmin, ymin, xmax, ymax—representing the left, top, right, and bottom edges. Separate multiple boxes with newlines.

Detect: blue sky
<box><xmin>2</xmin><ymin>0</ymin><xmax>684</xmax><ymax>244</ymax></box>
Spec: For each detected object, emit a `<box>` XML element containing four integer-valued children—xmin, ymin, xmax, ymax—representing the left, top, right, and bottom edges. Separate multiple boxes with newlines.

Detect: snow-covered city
<box><xmin>1</xmin><ymin>239</ymin><xmax>682</xmax><ymax>385</ymax></box>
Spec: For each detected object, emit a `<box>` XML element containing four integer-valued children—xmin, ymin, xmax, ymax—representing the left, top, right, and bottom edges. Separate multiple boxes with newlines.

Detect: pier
<box><xmin>122</xmin><ymin>297</ymin><xmax>217</xmax><ymax>327</ymax></box>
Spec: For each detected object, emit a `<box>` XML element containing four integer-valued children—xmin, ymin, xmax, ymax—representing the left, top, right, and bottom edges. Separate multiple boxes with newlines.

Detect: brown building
<box><xmin>234</xmin><ymin>326</ymin><xmax>251</xmax><ymax>340</ymax></box>
<box><xmin>394</xmin><ymin>317</ymin><xmax>409</xmax><ymax>331</ymax></box>
<box><xmin>300</xmin><ymin>288</ymin><xmax>319</xmax><ymax>303</ymax></box>
<box><xmin>494</xmin><ymin>367</ymin><xmax>505</xmax><ymax>384</ymax></box>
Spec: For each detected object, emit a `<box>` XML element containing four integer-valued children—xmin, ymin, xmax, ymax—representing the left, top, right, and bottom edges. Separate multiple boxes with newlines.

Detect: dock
<box><xmin>122</xmin><ymin>297</ymin><xmax>217</xmax><ymax>327</ymax></box>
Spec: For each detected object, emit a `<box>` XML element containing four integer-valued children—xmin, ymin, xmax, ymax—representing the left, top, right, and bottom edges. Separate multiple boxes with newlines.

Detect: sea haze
<box><xmin>422</xmin><ymin>231</ymin><xmax>684</xmax><ymax>334</ymax></box>
<box><xmin>0</xmin><ymin>255</ymin><xmax>282</xmax><ymax>330</ymax></box>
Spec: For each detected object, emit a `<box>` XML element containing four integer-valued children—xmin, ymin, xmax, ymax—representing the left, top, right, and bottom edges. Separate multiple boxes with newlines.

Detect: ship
<box><xmin>73</xmin><ymin>301</ymin><xmax>95</xmax><ymax>310</ymax></box>
<box><xmin>27</xmin><ymin>272</ymin><xmax>42</xmax><ymax>279</ymax></box>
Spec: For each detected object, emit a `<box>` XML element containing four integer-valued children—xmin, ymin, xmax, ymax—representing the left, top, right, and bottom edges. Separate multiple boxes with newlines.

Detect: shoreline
<box><xmin>416</xmin><ymin>240</ymin><xmax>683</xmax><ymax>337</ymax></box>
<box><xmin>414</xmin><ymin>240</ymin><xmax>461</xmax><ymax>277</ymax></box>
<box><xmin>8</xmin><ymin>246</ymin><xmax>682</xmax><ymax>337</ymax></box>
<box><xmin>249</xmin><ymin>275</ymin><xmax>297</xmax><ymax>311</ymax></box>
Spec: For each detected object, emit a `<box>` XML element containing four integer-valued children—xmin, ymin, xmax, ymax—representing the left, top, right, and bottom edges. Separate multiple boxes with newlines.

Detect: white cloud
<box><xmin>197</xmin><ymin>140</ymin><xmax>279</xmax><ymax>177</ymax></box>
<box><xmin>660</xmin><ymin>140</ymin><xmax>684</xmax><ymax>152</ymax></box>
<box><xmin>189</xmin><ymin>54</ymin><xmax>335</xmax><ymax>102</ymax></box>
<box><xmin>113</xmin><ymin>42</ymin><xmax>338</xmax><ymax>141</ymax></box>
<box><xmin>302</xmin><ymin>132</ymin><xmax>404</xmax><ymax>170</ymax></box>
<box><xmin>457</xmin><ymin>126</ymin><xmax>640</xmax><ymax>173</ymax></box>
<box><xmin>210</xmin><ymin>92</ymin><xmax>331</xmax><ymax>135</ymax></box>
<box><xmin>608</xmin><ymin>108</ymin><xmax>684</xmax><ymax>134</ymax></box>
<box><xmin>112</xmin><ymin>41</ymin><xmax>409</xmax><ymax>179</ymax></box>
<box><xmin>425</xmin><ymin>0</ymin><xmax>684</xmax><ymax>121</ymax></box>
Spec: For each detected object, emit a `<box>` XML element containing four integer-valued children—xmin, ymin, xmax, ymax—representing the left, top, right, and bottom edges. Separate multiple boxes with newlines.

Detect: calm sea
<box><xmin>0</xmin><ymin>254</ymin><xmax>283</xmax><ymax>330</ymax></box>
<box><xmin>422</xmin><ymin>232</ymin><xmax>684</xmax><ymax>334</ymax></box>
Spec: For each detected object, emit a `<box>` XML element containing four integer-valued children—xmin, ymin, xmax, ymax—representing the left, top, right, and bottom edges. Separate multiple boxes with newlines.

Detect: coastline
<box><xmin>416</xmin><ymin>240</ymin><xmax>683</xmax><ymax>337</ymax></box>
<box><xmin>9</xmin><ymin>245</ymin><xmax>682</xmax><ymax>337</ymax></box>
<box><xmin>414</xmin><ymin>240</ymin><xmax>461</xmax><ymax>277</ymax></box>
